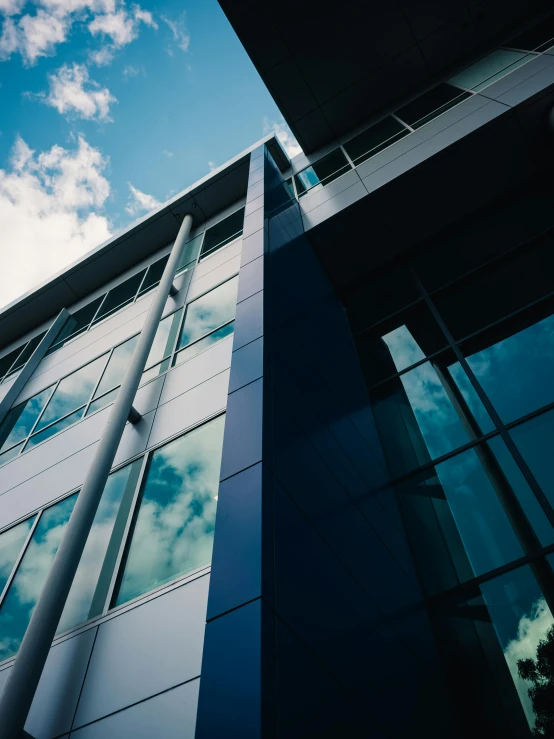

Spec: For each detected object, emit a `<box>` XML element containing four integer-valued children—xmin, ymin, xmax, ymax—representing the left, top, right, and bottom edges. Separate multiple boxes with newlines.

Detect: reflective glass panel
<box><xmin>0</xmin><ymin>443</ymin><xmax>24</xmax><ymax>466</ymax></box>
<box><xmin>48</xmin><ymin>297</ymin><xmax>104</xmax><ymax>353</ymax></box>
<box><xmin>10</xmin><ymin>332</ymin><xmax>45</xmax><ymax>374</ymax></box>
<box><xmin>480</xmin><ymin>566</ymin><xmax>554</xmax><ymax>734</ymax></box>
<box><xmin>200</xmin><ymin>209</ymin><xmax>244</xmax><ymax>258</ymax></box>
<box><xmin>59</xmin><ymin>461</ymin><xmax>142</xmax><ymax>633</ymax></box>
<box><xmin>395</xmin><ymin>83</ymin><xmax>471</xmax><ymax>129</ymax></box>
<box><xmin>371</xmin><ymin>361</ymin><xmax>484</xmax><ymax>476</ymax></box>
<box><xmin>343</xmin><ymin>116</ymin><xmax>410</xmax><ymax>166</ymax></box>
<box><xmin>26</xmin><ymin>408</ymin><xmax>86</xmax><ymax>448</ymax></box>
<box><xmin>176</xmin><ymin>233</ymin><xmax>203</xmax><ymax>274</ymax></box>
<box><xmin>92</xmin><ymin>271</ymin><xmax>145</xmax><ymax>324</ymax></box>
<box><xmin>85</xmin><ymin>388</ymin><xmax>119</xmax><ymax>416</ymax></box>
<box><xmin>0</xmin><ymin>385</ymin><xmax>54</xmax><ymax>453</ymax></box>
<box><xmin>93</xmin><ymin>336</ymin><xmax>139</xmax><ymax>399</ymax></box>
<box><xmin>145</xmin><ymin>309</ymin><xmax>183</xmax><ymax>369</ymax></box>
<box><xmin>0</xmin><ymin>346</ymin><xmax>24</xmax><ymax>382</ymax></box>
<box><xmin>0</xmin><ymin>517</ymin><xmax>35</xmax><ymax>595</ymax></box>
<box><xmin>114</xmin><ymin>415</ymin><xmax>225</xmax><ymax>606</ymax></box>
<box><xmin>0</xmin><ymin>494</ymin><xmax>77</xmax><ymax>660</ymax></box>
<box><xmin>462</xmin><ymin>313</ymin><xmax>554</xmax><ymax>424</ymax></box>
<box><xmin>138</xmin><ymin>255</ymin><xmax>169</xmax><ymax>296</ymax></box>
<box><xmin>36</xmin><ymin>355</ymin><xmax>108</xmax><ymax>431</ymax></box>
<box><xmin>449</xmin><ymin>49</ymin><xmax>533</xmax><ymax>92</ymax></box>
<box><xmin>173</xmin><ymin>322</ymin><xmax>234</xmax><ymax>367</ymax></box>
<box><xmin>141</xmin><ymin>358</ymin><xmax>170</xmax><ymax>386</ymax></box>
<box><xmin>446</xmin><ymin>361</ymin><xmax>495</xmax><ymax>433</ymax></box>
<box><xmin>177</xmin><ymin>277</ymin><xmax>238</xmax><ymax>350</ymax></box>
<box><xmin>294</xmin><ymin>149</ymin><xmax>351</xmax><ymax>197</ymax></box>
<box><xmin>511</xmin><ymin>410</ymin><xmax>554</xmax><ymax>508</ymax></box>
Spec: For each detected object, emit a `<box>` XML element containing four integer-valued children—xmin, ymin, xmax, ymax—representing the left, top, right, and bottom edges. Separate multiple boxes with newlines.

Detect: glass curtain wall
<box><xmin>347</xmin><ymin>228</ymin><xmax>554</xmax><ymax>736</ymax></box>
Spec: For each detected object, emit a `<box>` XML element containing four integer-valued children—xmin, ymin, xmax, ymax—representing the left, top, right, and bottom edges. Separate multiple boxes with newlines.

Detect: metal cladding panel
<box><xmin>71</xmin><ymin>680</ymin><xmax>200</xmax><ymax>739</ymax></box>
<box><xmin>73</xmin><ymin>577</ymin><xmax>209</xmax><ymax>728</ymax></box>
<box><xmin>186</xmin><ymin>257</ymin><xmax>241</xmax><ymax>303</ymax></box>
<box><xmin>190</xmin><ymin>240</ymin><xmax>243</xmax><ymax>281</ymax></box>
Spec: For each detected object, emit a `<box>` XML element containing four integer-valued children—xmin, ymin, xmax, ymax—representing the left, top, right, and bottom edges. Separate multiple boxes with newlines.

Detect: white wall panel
<box><xmin>74</xmin><ymin>576</ymin><xmax>209</xmax><ymax>728</ymax></box>
<box><xmin>191</xmin><ymin>239</ymin><xmax>242</xmax><ymax>281</ymax></box>
<box><xmin>148</xmin><ymin>369</ymin><xmax>229</xmax><ymax>449</ymax></box>
<box><xmin>186</xmin><ymin>256</ymin><xmax>241</xmax><ymax>303</ymax></box>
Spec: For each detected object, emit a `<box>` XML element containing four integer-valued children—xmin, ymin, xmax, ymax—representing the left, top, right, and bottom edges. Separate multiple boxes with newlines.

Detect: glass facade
<box><xmin>346</xmin><ymin>226</ymin><xmax>554</xmax><ymax>735</ymax></box>
<box><xmin>0</xmin><ymin>331</ymin><xmax>46</xmax><ymax>386</ymax></box>
<box><xmin>0</xmin><ymin>415</ymin><xmax>225</xmax><ymax>660</ymax></box>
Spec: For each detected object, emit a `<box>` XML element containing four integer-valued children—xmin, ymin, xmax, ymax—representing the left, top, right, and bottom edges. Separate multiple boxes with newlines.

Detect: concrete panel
<box><xmin>0</xmin><ymin>628</ymin><xmax>97</xmax><ymax>739</ymax></box>
<box><xmin>190</xmin><ymin>239</ymin><xmax>242</xmax><ymax>281</ymax></box>
<box><xmin>113</xmin><ymin>409</ymin><xmax>155</xmax><ymax>469</ymax></box>
<box><xmin>74</xmin><ymin>577</ymin><xmax>209</xmax><ymax>727</ymax></box>
<box><xmin>158</xmin><ymin>337</ymin><xmax>232</xmax><ymax>407</ymax></box>
<box><xmin>298</xmin><ymin>169</ymin><xmax>361</xmax><ymax>215</ymax></box>
<box><xmin>148</xmin><ymin>370</ymin><xmax>230</xmax><ymax>449</ymax></box>
<box><xmin>186</xmin><ymin>257</ymin><xmax>241</xmax><ymax>303</ymax></box>
<box><xmin>71</xmin><ymin>680</ymin><xmax>200</xmax><ymax>739</ymax></box>
<box><xmin>0</xmin><ymin>444</ymin><xmax>97</xmax><ymax>528</ymax></box>
<box><xmin>302</xmin><ymin>182</ymin><xmax>368</xmax><ymax>231</ymax></box>
<box><xmin>0</xmin><ymin>405</ymin><xmax>110</xmax><ymax>498</ymax></box>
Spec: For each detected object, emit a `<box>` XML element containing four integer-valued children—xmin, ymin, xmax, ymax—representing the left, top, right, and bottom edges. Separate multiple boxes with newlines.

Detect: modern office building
<box><xmin>0</xmin><ymin>0</ymin><xmax>554</xmax><ymax>736</ymax></box>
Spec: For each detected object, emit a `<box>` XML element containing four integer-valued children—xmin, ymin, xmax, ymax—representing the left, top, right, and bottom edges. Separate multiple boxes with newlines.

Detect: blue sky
<box><xmin>0</xmin><ymin>0</ymin><xmax>300</xmax><ymax>309</ymax></box>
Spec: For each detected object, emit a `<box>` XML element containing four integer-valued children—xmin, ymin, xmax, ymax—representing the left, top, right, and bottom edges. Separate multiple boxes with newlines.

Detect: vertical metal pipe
<box><xmin>0</xmin><ymin>214</ymin><xmax>193</xmax><ymax>739</ymax></box>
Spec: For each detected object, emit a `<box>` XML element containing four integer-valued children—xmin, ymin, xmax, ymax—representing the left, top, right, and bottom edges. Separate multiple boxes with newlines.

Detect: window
<box><xmin>92</xmin><ymin>271</ymin><xmax>146</xmax><ymax>325</ymax></box>
<box><xmin>141</xmin><ymin>308</ymin><xmax>183</xmax><ymax>382</ymax></box>
<box><xmin>0</xmin><ymin>415</ymin><xmax>225</xmax><ymax>660</ymax></box>
<box><xmin>294</xmin><ymin>149</ymin><xmax>351</xmax><ymax>197</ymax></box>
<box><xmin>200</xmin><ymin>209</ymin><xmax>244</xmax><ymax>259</ymax></box>
<box><xmin>448</xmin><ymin>49</ymin><xmax>535</xmax><ymax>92</ymax></box>
<box><xmin>173</xmin><ymin>276</ymin><xmax>238</xmax><ymax>366</ymax></box>
<box><xmin>177</xmin><ymin>233</ymin><xmax>203</xmax><ymax>274</ymax></box>
<box><xmin>0</xmin><ymin>332</ymin><xmax>46</xmax><ymax>385</ymax></box>
<box><xmin>395</xmin><ymin>83</ymin><xmax>472</xmax><ymax>130</ymax></box>
<box><xmin>343</xmin><ymin>116</ymin><xmax>410</xmax><ymax>166</ymax></box>
<box><xmin>47</xmin><ymin>298</ymin><xmax>105</xmax><ymax>355</ymax></box>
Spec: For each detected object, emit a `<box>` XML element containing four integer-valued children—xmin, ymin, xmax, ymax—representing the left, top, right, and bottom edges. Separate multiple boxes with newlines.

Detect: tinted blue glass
<box><xmin>36</xmin><ymin>354</ymin><xmax>108</xmax><ymax>431</ymax></box>
<box><xmin>0</xmin><ymin>443</ymin><xmax>24</xmax><ymax>466</ymax></box>
<box><xmin>93</xmin><ymin>336</ymin><xmax>138</xmax><ymax>399</ymax></box>
<box><xmin>449</xmin><ymin>49</ymin><xmax>532</xmax><ymax>91</ymax></box>
<box><xmin>465</xmin><ymin>313</ymin><xmax>554</xmax><ymax>424</ymax></box>
<box><xmin>511</xmin><ymin>410</ymin><xmax>554</xmax><ymax>508</ymax></box>
<box><xmin>59</xmin><ymin>461</ymin><xmax>142</xmax><ymax>633</ymax></box>
<box><xmin>115</xmin><ymin>415</ymin><xmax>225</xmax><ymax>606</ymax></box>
<box><xmin>176</xmin><ymin>233</ymin><xmax>203</xmax><ymax>273</ymax></box>
<box><xmin>145</xmin><ymin>309</ymin><xmax>183</xmax><ymax>369</ymax></box>
<box><xmin>85</xmin><ymin>388</ymin><xmax>119</xmax><ymax>416</ymax></box>
<box><xmin>177</xmin><ymin>277</ymin><xmax>238</xmax><ymax>350</ymax></box>
<box><xmin>173</xmin><ymin>322</ymin><xmax>234</xmax><ymax>366</ymax></box>
<box><xmin>447</xmin><ymin>362</ymin><xmax>495</xmax><ymax>433</ymax></box>
<box><xmin>0</xmin><ymin>385</ymin><xmax>54</xmax><ymax>452</ymax></box>
<box><xmin>26</xmin><ymin>408</ymin><xmax>85</xmax><ymax>448</ymax></box>
<box><xmin>0</xmin><ymin>517</ymin><xmax>35</xmax><ymax>595</ymax></box>
<box><xmin>0</xmin><ymin>494</ymin><xmax>77</xmax><ymax>660</ymax></box>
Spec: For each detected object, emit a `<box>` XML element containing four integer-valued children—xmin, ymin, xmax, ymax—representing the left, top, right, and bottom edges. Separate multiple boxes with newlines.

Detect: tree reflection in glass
<box><xmin>114</xmin><ymin>415</ymin><xmax>225</xmax><ymax>607</ymax></box>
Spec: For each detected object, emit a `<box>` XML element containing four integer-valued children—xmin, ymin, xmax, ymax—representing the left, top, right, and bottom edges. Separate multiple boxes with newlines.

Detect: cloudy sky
<box><xmin>0</xmin><ymin>0</ymin><xmax>300</xmax><ymax>309</ymax></box>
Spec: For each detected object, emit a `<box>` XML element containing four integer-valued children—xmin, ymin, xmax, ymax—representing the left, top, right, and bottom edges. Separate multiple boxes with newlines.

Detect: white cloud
<box><xmin>0</xmin><ymin>10</ymin><xmax>68</xmax><ymax>64</ymax></box>
<box><xmin>208</xmin><ymin>160</ymin><xmax>216</xmax><ymax>172</ymax></box>
<box><xmin>161</xmin><ymin>13</ymin><xmax>189</xmax><ymax>53</ymax></box>
<box><xmin>0</xmin><ymin>134</ymin><xmax>111</xmax><ymax>309</ymax></box>
<box><xmin>125</xmin><ymin>182</ymin><xmax>161</xmax><ymax>216</ymax></box>
<box><xmin>88</xmin><ymin>45</ymin><xmax>114</xmax><ymax>66</ymax></box>
<box><xmin>162</xmin><ymin>148</ymin><xmax>173</xmax><ymax>158</ymax></box>
<box><xmin>122</xmin><ymin>63</ymin><xmax>138</xmax><ymax>77</ymax></box>
<box><xmin>263</xmin><ymin>117</ymin><xmax>302</xmax><ymax>158</ymax></box>
<box><xmin>37</xmin><ymin>63</ymin><xmax>116</xmax><ymax>121</ymax></box>
<box><xmin>88</xmin><ymin>4</ymin><xmax>155</xmax><ymax>47</ymax></box>
<box><xmin>0</xmin><ymin>0</ymin><xmax>25</xmax><ymax>17</ymax></box>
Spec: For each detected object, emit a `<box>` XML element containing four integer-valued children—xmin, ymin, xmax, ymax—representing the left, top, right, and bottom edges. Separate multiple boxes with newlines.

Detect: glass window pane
<box><xmin>294</xmin><ymin>149</ymin><xmax>351</xmax><ymax>196</ymax></box>
<box><xmin>0</xmin><ymin>443</ymin><xmax>24</xmax><ymax>466</ymax></box>
<box><xmin>173</xmin><ymin>322</ymin><xmax>234</xmax><ymax>367</ymax></box>
<box><xmin>508</xmin><ymin>15</ymin><xmax>554</xmax><ymax>51</ymax></box>
<box><xmin>397</xmin><ymin>447</ymin><xmax>524</xmax><ymax>594</ymax></box>
<box><xmin>445</xmin><ymin>362</ymin><xmax>495</xmax><ymax>434</ymax></box>
<box><xmin>371</xmin><ymin>360</ymin><xmax>489</xmax><ymax>477</ymax></box>
<box><xmin>92</xmin><ymin>271</ymin><xmax>145</xmax><ymax>324</ymax></box>
<box><xmin>58</xmin><ymin>461</ymin><xmax>142</xmax><ymax>633</ymax></box>
<box><xmin>140</xmin><ymin>358</ymin><xmax>170</xmax><ymax>386</ymax></box>
<box><xmin>48</xmin><ymin>297</ymin><xmax>104</xmax><ymax>353</ymax></box>
<box><xmin>0</xmin><ymin>517</ymin><xmax>35</xmax><ymax>595</ymax></box>
<box><xmin>177</xmin><ymin>277</ymin><xmax>238</xmax><ymax>351</ymax></box>
<box><xmin>94</xmin><ymin>336</ymin><xmax>139</xmax><ymax>399</ymax></box>
<box><xmin>138</xmin><ymin>255</ymin><xmax>169</xmax><ymax>296</ymax></box>
<box><xmin>86</xmin><ymin>388</ymin><xmax>119</xmax><ymax>416</ymax></box>
<box><xmin>36</xmin><ymin>355</ymin><xmax>108</xmax><ymax>431</ymax></box>
<box><xmin>0</xmin><ymin>346</ymin><xmax>25</xmax><ymax>382</ymax></box>
<box><xmin>0</xmin><ymin>494</ymin><xmax>77</xmax><ymax>661</ymax></box>
<box><xmin>26</xmin><ymin>408</ymin><xmax>86</xmax><ymax>448</ymax></box>
<box><xmin>176</xmin><ymin>233</ymin><xmax>203</xmax><ymax>274</ymax></box>
<box><xmin>114</xmin><ymin>415</ymin><xmax>226</xmax><ymax>607</ymax></box>
<box><xmin>396</xmin><ymin>83</ymin><xmax>471</xmax><ymax>129</ymax></box>
<box><xmin>0</xmin><ymin>385</ymin><xmax>55</xmax><ymax>453</ymax></box>
<box><xmin>145</xmin><ymin>309</ymin><xmax>183</xmax><ymax>369</ymax></box>
<box><xmin>480</xmin><ymin>565</ymin><xmax>554</xmax><ymax>734</ymax></box>
<box><xmin>9</xmin><ymin>332</ymin><xmax>45</xmax><ymax>374</ymax></box>
<box><xmin>448</xmin><ymin>49</ymin><xmax>533</xmax><ymax>92</ymax></box>
<box><xmin>201</xmin><ymin>209</ymin><xmax>244</xmax><ymax>258</ymax></box>
<box><xmin>511</xmin><ymin>410</ymin><xmax>554</xmax><ymax>509</ymax></box>
<box><xmin>343</xmin><ymin>116</ymin><xmax>409</xmax><ymax>166</ymax></box>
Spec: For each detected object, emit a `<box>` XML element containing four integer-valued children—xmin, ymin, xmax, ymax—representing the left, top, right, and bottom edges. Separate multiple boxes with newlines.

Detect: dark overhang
<box><xmin>0</xmin><ymin>135</ymin><xmax>288</xmax><ymax>352</ymax></box>
<box><xmin>220</xmin><ymin>0</ymin><xmax>552</xmax><ymax>153</ymax></box>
